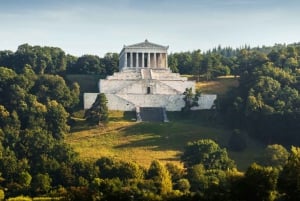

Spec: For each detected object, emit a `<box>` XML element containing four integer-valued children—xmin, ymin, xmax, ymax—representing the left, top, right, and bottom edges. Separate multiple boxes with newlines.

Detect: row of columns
<box><xmin>124</xmin><ymin>52</ymin><xmax>167</xmax><ymax>68</ymax></box>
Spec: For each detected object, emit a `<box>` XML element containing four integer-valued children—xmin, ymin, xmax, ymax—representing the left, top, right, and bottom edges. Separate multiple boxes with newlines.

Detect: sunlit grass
<box><xmin>66</xmin><ymin>111</ymin><xmax>265</xmax><ymax>170</ymax></box>
<box><xmin>196</xmin><ymin>76</ymin><xmax>239</xmax><ymax>95</ymax></box>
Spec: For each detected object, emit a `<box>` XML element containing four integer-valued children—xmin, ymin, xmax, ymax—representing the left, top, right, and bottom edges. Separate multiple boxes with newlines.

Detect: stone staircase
<box><xmin>137</xmin><ymin>107</ymin><xmax>168</xmax><ymax>122</ymax></box>
<box><xmin>141</xmin><ymin>69</ymin><xmax>152</xmax><ymax>79</ymax></box>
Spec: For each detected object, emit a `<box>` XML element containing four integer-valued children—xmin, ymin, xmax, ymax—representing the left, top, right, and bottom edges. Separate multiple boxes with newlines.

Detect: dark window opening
<box><xmin>147</xmin><ymin>87</ymin><xmax>151</xmax><ymax>94</ymax></box>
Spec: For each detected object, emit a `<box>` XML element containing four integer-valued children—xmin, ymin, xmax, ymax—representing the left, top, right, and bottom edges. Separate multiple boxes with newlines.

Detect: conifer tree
<box><xmin>85</xmin><ymin>93</ymin><xmax>108</xmax><ymax>125</ymax></box>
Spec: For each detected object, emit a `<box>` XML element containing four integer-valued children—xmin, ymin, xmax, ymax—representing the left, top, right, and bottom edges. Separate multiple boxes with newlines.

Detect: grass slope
<box><xmin>67</xmin><ymin>111</ymin><xmax>265</xmax><ymax>170</ymax></box>
<box><xmin>196</xmin><ymin>76</ymin><xmax>239</xmax><ymax>95</ymax></box>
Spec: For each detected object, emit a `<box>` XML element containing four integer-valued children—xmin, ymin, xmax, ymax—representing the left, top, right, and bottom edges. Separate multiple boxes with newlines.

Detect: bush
<box><xmin>0</xmin><ymin>189</ymin><xmax>4</xmax><ymax>201</ymax></box>
<box><xmin>228</xmin><ymin>129</ymin><xmax>247</xmax><ymax>152</ymax></box>
<box><xmin>6</xmin><ymin>196</ymin><xmax>32</xmax><ymax>201</ymax></box>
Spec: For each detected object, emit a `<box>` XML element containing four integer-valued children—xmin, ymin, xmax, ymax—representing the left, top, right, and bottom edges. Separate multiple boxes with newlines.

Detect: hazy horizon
<box><xmin>1</xmin><ymin>0</ymin><xmax>300</xmax><ymax>56</ymax></box>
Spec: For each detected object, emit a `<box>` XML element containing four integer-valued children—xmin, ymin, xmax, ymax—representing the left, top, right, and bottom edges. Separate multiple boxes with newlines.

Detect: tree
<box><xmin>32</xmin><ymin>173</ymin><xmax>52</xmax><ymax>194</ymax></box>
<box><xmin>31</xmin><ymin>74</ymin><xmax>79</xmax><ymax>110</ymax></box>
<box><xmin>0</xmin><ymin>189</ymin><xmax>4</xmax><ymax>201</ymax></box>
<box><xmin>175</xmin><ymin>178</ymin><xmax>190</xmax><ymax>193</ymax></box>
<box><xmin>45</xmin><ymin>100</ymin><xmax>70</xmax><ymax>139</ymax></box>
<box><xmin>278</xmin><ymin>146</ymin><xmax>300</xmax><ymax>201</ymax></box>
<box><xmin>181</xmin><ymin>139</ymin><xmax>236</xmax><ymax>170</ymax></box>
<box><xmin>74</xmin><ymin>55</ymin><xmax>103</xmax><ymax>74</ymax></box>
<box><xmin>147</xmin><ymin>160</ymin><xmax>173</xmax><ymax>195</ymax></box>
<box><xmin>259</xmin><ymin>144</ymin><xmax>289</xmax><ymax>168</ymax></box>
<box><xmin>168</xmin><ymin>53</ymin><xmax>179</xmax><ymax>73</ymax></box>
<box><xmin>18</xmin><ymin>171</ymin><xmax>32</xmax><ymax>189</ymax></box>
<box><xmin>242</xmin><ymin>163</ymin><xmax>279</xmax><ymax>201</ymax></box>
<box><xmin>101</xmin><ymin>53</ymin><xmax>119</xmax><ymax>75</ymax></box>
<box><xmin>228</xmin><ymin>129</ymin><xmax>247</xmax><ymax>152</ymax></box>
<box><xmin>85</xmin><ymin>93</ymin><xmax>109</xmax><ymax>125</ymax></box>
<box><xmin>191</xmin><ymin>50</ymin><xmax>203</xmax><ymax>81</ymax></box>
<box><xmin>182</xmin><ymin>88</ymin><xmax>200</xmax><ymax>112</ymax></box>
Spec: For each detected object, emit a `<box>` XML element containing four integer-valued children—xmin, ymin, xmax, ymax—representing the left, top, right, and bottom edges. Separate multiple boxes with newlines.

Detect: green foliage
<box><xmin>101</xmin><ymin>52</ymin><xmax>119</xmax><ymax>75</ymax></box>
<box><xmin>31</xmin><ymin>74</ymin><xmax>79</xmax><ymax>110</ymax></box>
<box><xmin>32</xmin><ymin>173</ymin><xmax>52</xmax><ymax>195</ymax></box>
<box><xmin>147</xmin><ymin>160</ymin><xmax>173</xmax><ymax>195</ymax></box>
<box><xmin>218</xmin><ymin>45</ymin><xmax>300</xmax><ymax>145</ymax></box>
<box><xmin>165</xmin><ymin>163</ymin><xmax>185</xmax><ymax>184</ymax></box>
<box><xmin>71</xmin><ymin>55</ymin><xmax>103</xmax><ymax>75</ymax></box>
<box><xmin>228</xmin><ymin>129</ymin><xmax>247</xmax><ymax>152</ymax></box>
<box><xmin>0</xmin><ymin>189</ymin><xmax>4</xmax><ymax>201</ymax></box>
<box><xmin>45</xmin><ymin>101</ymin><xmax>69</xmax><ymax>139</ymax></box>
<box><xmin>181</xmin><ymin>139</ymin><xmax>236</xmax><ymax>170</ymax></box>
<box><xmin>259</xmin><ymin>144</ymin><xmax>289</xmax><ymax>168</ymax></box>
<box><xmin>278</xmin><ymin>146</ymin><xmax>300</xmax><ymax>201</ymax></box>
<box><xmin>175</xmin><ymin>179</ymin><xmax>190</xmax><ymax>193</ymax></box>
<box><xmin>6</xmin><ymin>196</ymin><xmax>32</xmax><ymax>201</ymax></box>
<box><xmin>13</xmin><ymin>44</ymin><xmax>67</xmax><ymax>74</ymax></box>
<box><xmin>181</xmin><ymin>88</ymin><xmax>200</xmax><ymax>112</ymax></box>
<box><xmin>18</xmin><ymin>171</ymin><xmax>32</xmax><ymax>188</ymax></box>
<box><xmin>242</xmin><ymin>163</ymin><xmax>279</xmax><ymax>201</ymax></box>
<box><xmin>96</xmin><ymin>157</ymin><xmax>144</xmax><ymax>180</ymax></box>
<box><xmin>85</xmin><ymin>93</ymin><xmax>109</xmax><ymax>125</ymax></box>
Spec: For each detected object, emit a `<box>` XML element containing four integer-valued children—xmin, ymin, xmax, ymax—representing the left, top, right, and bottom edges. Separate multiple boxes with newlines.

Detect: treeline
<box><xmin>0</xmin><ymin>44</ymin><xmax>119</xmax><ymax>76</ymax></box>
<box><xmin>217</xmin><ymin>45</ymin><xmax>300</xmax><ymax>145</ymax></box>
<box><xmin>168</xmin><ymin>43</ymin><xmax>300</xmax><ymax>80</ymax></box>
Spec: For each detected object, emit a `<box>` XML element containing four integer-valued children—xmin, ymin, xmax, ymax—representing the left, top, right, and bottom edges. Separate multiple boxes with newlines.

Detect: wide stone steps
<box><xmin>138</xmin><ymin>107</ymin><xmax>167</xmax><ymax>122</ymax></box>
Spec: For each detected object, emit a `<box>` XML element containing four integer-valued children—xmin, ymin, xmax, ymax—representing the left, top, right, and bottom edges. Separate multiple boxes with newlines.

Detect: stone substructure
<box><xmin>84</xmin><ymin>40</ymin><xmax>216</xmax><ymax>111</ymax></box>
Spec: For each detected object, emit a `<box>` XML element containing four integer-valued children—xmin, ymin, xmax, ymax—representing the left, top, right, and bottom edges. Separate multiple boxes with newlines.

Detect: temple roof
<box><xmin>124</xmin><ymin>39</ymin><xmax>168</xmax><ymax>50</ymax></box>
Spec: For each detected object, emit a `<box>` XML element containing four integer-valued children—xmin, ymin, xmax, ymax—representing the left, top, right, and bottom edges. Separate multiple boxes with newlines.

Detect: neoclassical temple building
<box><xmin>84</xmin><ymin>40</ymin><xmax>216</xmax><ymax>121</ymax></box>
<box><xmin>118</xmin><ymin>39</ymin><xmax>168</xmax><ymax>70</ymax></box>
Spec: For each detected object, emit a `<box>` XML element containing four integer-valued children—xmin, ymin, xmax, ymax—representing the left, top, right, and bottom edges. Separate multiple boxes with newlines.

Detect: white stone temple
<box><xmin>84</xmin><ymin>40</ymin><xmax>216</xmax><ymax>115</ymax></box>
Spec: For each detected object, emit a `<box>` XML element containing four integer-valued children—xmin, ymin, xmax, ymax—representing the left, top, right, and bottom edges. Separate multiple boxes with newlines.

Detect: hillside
<box><xmin>196</xmin><ymin>76</ymin><xmax>239</xmax><ymax>95</ymax></box>
<box><xmin>67</xmin><ymin>77</ymin><xmax>265</xmax><ymax>170</ymax></box>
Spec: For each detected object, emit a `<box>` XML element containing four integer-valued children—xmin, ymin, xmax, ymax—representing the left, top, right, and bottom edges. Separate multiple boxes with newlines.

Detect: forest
<box><xmin>0</xmin><ymin>43</ymin><xmax>300</xmax><ymax>200</ymax></box>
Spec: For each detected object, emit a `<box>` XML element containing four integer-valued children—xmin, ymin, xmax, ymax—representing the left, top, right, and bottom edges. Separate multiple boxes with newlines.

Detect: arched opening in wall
<box><xmin>147</xmin><ymin>87</ymin><xmax>151</xmax><ymax>94</ymax></box>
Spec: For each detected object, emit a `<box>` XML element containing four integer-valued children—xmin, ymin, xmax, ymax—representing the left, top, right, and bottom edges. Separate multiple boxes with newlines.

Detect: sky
<box><xmin>1</xmin><ymin>0</ymin><xmax>300</xmax><ymax>56</ymax></box>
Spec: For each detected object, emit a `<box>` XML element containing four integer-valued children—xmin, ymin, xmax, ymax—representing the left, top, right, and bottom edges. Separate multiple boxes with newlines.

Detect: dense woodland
<box><xmin>1</xmin><ymin>43</ymin><xmax>300</xmax><ymax>200</ymax></box>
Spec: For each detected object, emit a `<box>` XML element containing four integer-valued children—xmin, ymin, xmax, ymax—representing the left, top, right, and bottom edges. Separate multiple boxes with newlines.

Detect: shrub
<box><xmin>6</xmin><ymin>196</ymin><xmax>32</xmax><ymax>201</ymax></box>
<box><xmin>228</xmin><ymin>129</ymin><xmax>247</xmax><ymax>152</ymax></box>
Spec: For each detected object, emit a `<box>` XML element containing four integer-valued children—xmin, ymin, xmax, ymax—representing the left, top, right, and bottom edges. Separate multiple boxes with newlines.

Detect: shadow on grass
<box><xmin>114</xmin><ymin>115</ymin><xmax>225</xmax><ymax>152</ymax></box>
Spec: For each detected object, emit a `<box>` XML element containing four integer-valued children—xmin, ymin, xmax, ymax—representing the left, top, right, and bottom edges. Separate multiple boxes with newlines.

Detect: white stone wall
<box><xmin>100</xmin><ymin>79</ymin><xmax>193</xmax><ymax>95</ymax></box>
<box><xmin>84</xmin><ymin>93</ymin><xmax>216</xmax><ymax>111</ymax></box>
<box><xmin>192</xmin><ymin>94</ymin><xmax>217</xmax><ymax>110</ymax></box>
<box><xmin>83</xmin><ymin>93</ymin><xmax>99</xmax><ymax>109</ymax></box>
<box><xmin>99</xmin><ymin>80</ymin><xmax>136</xmax><ymax>93</ymax></box>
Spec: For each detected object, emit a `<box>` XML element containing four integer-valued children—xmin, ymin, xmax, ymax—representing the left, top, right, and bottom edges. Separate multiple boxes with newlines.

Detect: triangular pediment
<box><xmin>125</xmin><ymin>40</ymin><xmax>168</xmax><ymax>50</ymax></box>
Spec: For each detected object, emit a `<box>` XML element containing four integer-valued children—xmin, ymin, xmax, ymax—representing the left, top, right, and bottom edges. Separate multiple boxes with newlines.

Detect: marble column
<box><xmin>147</xmin><ymin>52</ymin><xmax>150</xmax><ymax>68</ymax></box>
<box><xmin>142</xmin><ymin>53</ymin><xmax>145</xmax><ymax>68</ymax></box>
<box><xmin>159</xmin><ymin>53</ymin><xmax>162</xmax><ymax>68</ymax></box>
<box><xmin>130</xmin><ymin>52</ymin><xmax>133</xmax><ymax>67</ymax></box>
<box><xmin>136</xmin><ymin>52</ymin><xmax>139</xmax><ymax>68</ymax></box>
<box><xmin>154</xmin><ymin>52</ymin><xmax>157</xmax><ymax>68</ymax></box>
<box><xmin>165</xmin><ymin>53</ymin><xmax>168</xmax><ymax>68</ymax></box>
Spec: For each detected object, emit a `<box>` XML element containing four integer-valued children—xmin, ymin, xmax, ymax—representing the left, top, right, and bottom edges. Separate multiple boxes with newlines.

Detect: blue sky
<box><xmin>1</xmin><ymin>0</ymin><xmax>300</xmax><ymax>56</ymax></box>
